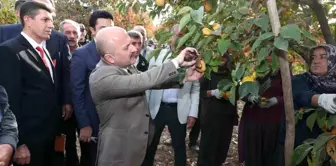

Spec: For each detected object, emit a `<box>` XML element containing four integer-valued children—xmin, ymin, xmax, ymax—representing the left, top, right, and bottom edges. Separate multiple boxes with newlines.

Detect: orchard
<box><xmin>1</xmin><ymin>0</ymin><xmax>336</xmax><ymax>165</ymax></box>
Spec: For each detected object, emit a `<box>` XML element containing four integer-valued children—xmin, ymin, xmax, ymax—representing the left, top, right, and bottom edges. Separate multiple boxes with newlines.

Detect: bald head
<box><xmin>96</xmin><ymin>27</ymin><xmax>137</xmax><ymax>67</ymax></box>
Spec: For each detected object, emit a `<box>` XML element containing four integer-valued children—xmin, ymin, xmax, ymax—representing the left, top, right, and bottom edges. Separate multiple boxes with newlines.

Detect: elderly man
<box><xmin>132</xmin><ymin>25</ymin><xmax>153</xmax><ymax>59</ymax></box>
<box><xmin>0</xmin><ymin>85</ymin><xmax>18</xmax><ymax>166</ymax></box>
<box><xmin>127</xmin><ymin>30</ymin><xmax>148</xmax><ymax>72</ymax></box>
<box><xmin>89</xmin><ymin>26</ymin><xmax>203</xmax><ymax>166</ymax></box>
<box><xmin>60</xmin><ymin>19</ymin><xmax>80</xmax><ymax>52</ymax></box>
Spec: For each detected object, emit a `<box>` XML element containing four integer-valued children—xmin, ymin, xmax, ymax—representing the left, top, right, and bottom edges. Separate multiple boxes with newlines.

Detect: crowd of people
<box><xmin>0</xmin><ymin>0</ymin><xmax>336</xmax><ymax>166</ymax></box>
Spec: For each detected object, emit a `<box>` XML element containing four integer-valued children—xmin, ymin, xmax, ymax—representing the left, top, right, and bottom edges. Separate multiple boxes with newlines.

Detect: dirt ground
<box><xmin>153</xmin><ymin>101</ymin><xmax>245</xmax><ymax>166</ymax></box>
<box><xmin>75</xmin><ymin>102</ymin><xmax>245</xmax><ymax>166</ymax></box>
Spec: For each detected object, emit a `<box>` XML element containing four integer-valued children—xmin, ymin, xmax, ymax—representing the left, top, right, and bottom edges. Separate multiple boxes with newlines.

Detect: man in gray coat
<box><xmin>89</xmin><ymin>26</ymin><xmax>203</xmax><ymax>166</ymax></box>
<box><xmin>0</xmin><ymin>85</ymin><xmax>18</xmax><ymax>166</ymax></box>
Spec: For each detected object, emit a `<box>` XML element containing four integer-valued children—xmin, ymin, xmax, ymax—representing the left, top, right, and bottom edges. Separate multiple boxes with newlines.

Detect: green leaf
<box><xmin>274</xmin><ymin>36</ymin><xmax>289</xmax><ymax>51</ymax></box>
<box><xmin>306</xmin><ymin>112</ymin><xmax>317</xmax><ymax>132</ymax></box>
<box><xmin>280</xmin><ymin>24</ymin><xmax>302</xmax><ymax>42</ymax></box>
<box><xmin>235</xmin><ymin>66</ymin><xmax>245</xmax><ymax>81</ymax></box>
<box><xmin>256</xmin><ymin>60</ymin><xmax>269</xmax><ymax>73</ymax></box>
<box><xmin>257</xmin><ymin>47</ymin><xmax>270</xmax><ymax>63</ymax></box>
<box><xmin>238</xmin><ymin>81</ymin><xmax>260</xmax><ymax>99</ymax></box>
<box><xmin>232</xmin><ymin>11</ymin><xmax>243</xmax><ymax>19</ymax></box>
<box><xmin>196</xmin><ymin>38</ymin><xmax>206</xmax><ymax>50</ymax></box>
<box><xmin>242</xmin><ymin>20</ymin><xmax>253</xmax><ymax>32</ymax></box>
<box><xmin>229</xmin><ymin>85</ymin><xmax>236</xmax><ymax>105</ymax></box>
<box><xmin>209</xmin><ymin>59</ymin><xmax>223</xmax><ymax>66</ymax></box>
<box><xmin>202</xmin><ymin>50</ymin><xmax>212</xmax><ymax>63</ymax></box>
<box><xmin>251</xmin><ymin>39</ymin><xmax>262</xmax><ymax>52</ymax></box>
<box><xmin>328</xmin><ymin>115</ymin><xmax>336</xmax><ymax>129</ymax></box>
<box><xmin>218</xmin><ymin>38</ymin><xmax>231</xmax><ymax>55</ymax></box>
<box><xmin>146</xmin><ymin>48</ymin><xmax>162</xmax><ymax>61</ymax></box>
<box><xmin>254</xmin><ymin>15</ymin><xmax>269</xmax><ymax>32</ymax></box>
<box><xmin>313</xmin><ymin>133</ymin><xmax>334</xmax><ymax>152</ymax></box>
<box><xmin>292</xmin><ymin>144</ymin><xmax>313</xmax><ymax>166</ymax></box>
<box><xmin>191</xmin><ymin>32</ymin><xmax>202</xmax><ymax>46</ymax></box>
<box><xmin>211</xmin><ymin>66</ymin><xmax>218</xmax><ymax>72</ymax></box>
<box><xmin>238</xmin><ymin>7</ymin><xmax>249</xmax><ymax>15</ymax></box>
<box><xmin>259</xmin><ymin>32</ymin><xmax>274</xmax><ymax>41</ymax></box>
<box><xmin>230</xmin><ymin>33</ymin><xmax>239</xmax><ymax>41</ymax></box>
<box><xmin>191</xmin><ymin>6</ymin><xmax>204</xmax><ymax>24</ymax></box>
<box><xmin>177</xmin><ymin>6</ymin><xmax>192</xmax><ymax>16</ymax></box>
<box><xmin>218</xmin><ymin>79</ymin><xmax>233</xmax><ymax>92</ymax></box>
<box><xmin>271</xmin><ymin>50</ymin><xmax>280</xmax><ymax>72</ymax></box>
<box><xmin>301</xmin><ymin>30</ymin><xmax>316</xmax><ymax>41</ymax></box>
<box><xmin>224</xmin><ymin>25</ymin><xmax>234</xmax><ymax>35</ymax></box>
<box><xmin>315</xmin><ymin>145</ymin><xmax>328</xmax><ymax>165</ymax></box>
<box><xmin>179</xmin><ymin>14</ymin><xmax>191</xmax><ymax>31</ymax></box>
<box><xmin>176</xmin><ymin>32</ymin><xmax>193</xmax><ymax>50</ymax></box>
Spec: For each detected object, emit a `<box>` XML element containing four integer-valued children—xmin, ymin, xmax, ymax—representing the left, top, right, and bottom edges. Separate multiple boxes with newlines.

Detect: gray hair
<box><xmin>59</xmin><ymin>19</ymin><xmax>80</xmax><ymax>33</ymax></box>
<box><xmin>127</xmin><ymin>30</ymin><xmax>143</xmax><ymax>40</ymax></box>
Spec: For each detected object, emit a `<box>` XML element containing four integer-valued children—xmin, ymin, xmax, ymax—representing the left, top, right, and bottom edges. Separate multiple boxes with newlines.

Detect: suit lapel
<box><xmin>18</xmin><ymin>35</ymin><xmax>55</xmax><ymax>85</ymax></box>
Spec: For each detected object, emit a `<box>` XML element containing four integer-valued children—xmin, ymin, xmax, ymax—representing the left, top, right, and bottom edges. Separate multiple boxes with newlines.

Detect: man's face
<box><xmin>62</xmin><ymin>23</ymin><xmax>79</xmax><ymax>48</ymax></box>
<box><xmin>107</xmin><ymin>35</ymin><xmax>137</xmax><ymax>67</ymax></box>
<box><xmin>79</xmin><ymin>29</ymin><xmax>87</xmax><ymax>42</ymax></box>
<box><xmin>25</xmin><ymin>9</ymin><xmax>53</xmax><ymax>41</ymax></box>
<box><xmin>311</xmin><ymin>47</ymin><xmax>328</xmax><ymax>76</ymax></box>
<box><xmin>90</xmin><ymin>18</ymin><xmax>114</xmax><ymax>37</ymax></box>
<box><xmin>130</xmin><ymin>37</ymin><xmax>142</xmax><ymax>56</ymax></box>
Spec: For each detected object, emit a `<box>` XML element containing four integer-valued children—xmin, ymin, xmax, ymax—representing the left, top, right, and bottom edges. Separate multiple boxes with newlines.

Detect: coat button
<box><xmin>144</xmin><ymin>131</ymin><xmax>148</xmax><ymax>134</ymax></box>
<box><xmin>145</xmin><ymin>114</ymin><xmax>149</xmax><ymax>117</ymax></box>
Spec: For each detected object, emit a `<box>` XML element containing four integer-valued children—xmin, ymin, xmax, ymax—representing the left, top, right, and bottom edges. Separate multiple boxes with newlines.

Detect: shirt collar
<box><xmin>21</xmin><ymin>32</ymin><xmax>44</xmax><ymax>49</ymax></box>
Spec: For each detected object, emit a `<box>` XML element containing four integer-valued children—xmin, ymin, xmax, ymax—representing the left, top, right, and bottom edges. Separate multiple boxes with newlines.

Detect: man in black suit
<box><xmin>0</xmin><ymin>0</ymin><xmax>73</xmax><ymax>144</ymax></box>
<box><xmin>0</xmin><ymin>2</ymin><xmax>61</xmax><ymax>166</ymax></box>
<box><xmin>127</xmin><ymin>30</ymin><xmax>149</xmax><ymax>72</ymax></box>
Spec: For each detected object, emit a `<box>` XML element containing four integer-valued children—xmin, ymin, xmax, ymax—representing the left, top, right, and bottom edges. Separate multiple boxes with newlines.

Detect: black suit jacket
<box><xmin>0</xmin><ymin>35</ymin><xmax>61</xmax><ymax>145</ymax></box>
<box><xmin>136</xmin><ymin>55</ymin><xmax>149</xmax><ymax>72</ymax></box>
<box><xmin>0</xmin><ymin>23</ymin><xmax>72</xmax><ymax>106</ymax></box>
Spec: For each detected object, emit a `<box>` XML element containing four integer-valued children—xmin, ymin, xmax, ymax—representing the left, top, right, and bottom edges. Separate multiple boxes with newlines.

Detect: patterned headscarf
<box><xmin>303</xmin><ymin>44</ymin><xmax>336</xmax><ymax>93</ymax></box>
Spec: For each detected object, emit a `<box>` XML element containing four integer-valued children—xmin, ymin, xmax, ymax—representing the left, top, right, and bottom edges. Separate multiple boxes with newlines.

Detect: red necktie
<box><xmin>36</xmin><ymin>46</ymin><xmax>51</xmax><ymax>73</ymax></box>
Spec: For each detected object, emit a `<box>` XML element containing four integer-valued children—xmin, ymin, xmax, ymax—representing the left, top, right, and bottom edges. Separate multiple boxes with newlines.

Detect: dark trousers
<box><xmin>188</xmin><ymin>115</ymin><xmax>200</xmax><ymax>147</ymax></box>
<box><xmin>63</xmin><ymin>116</ymin><xmax>79</xmax><ymax>166</ymax></box>
<box><xmin>197</xmin><ymin>111</ymin><xmax>235</xmax><ymax>166</ymax></box>
<box><xmin>243</xmin><ymin>120</ymin><xmax>279</xmax><ymax>166</ymax></box>
<box><xmin>14</xmin><ymin>140</ymin><xmax>54</xmax><ymax>166</ymax></box>
<box><xmin>143</xmin><ymin>103</ymin><xmax>186</xmax><ymax>166</ymax></box>
<box><xmin>52</xmin><ymin>116</ymin><xmax>79</xmax><ymax>166</ymax></box>
<box><xmin>79</xmin><ymin>141</ymin><xmax>97</xmax><ymax>166</ymax></box>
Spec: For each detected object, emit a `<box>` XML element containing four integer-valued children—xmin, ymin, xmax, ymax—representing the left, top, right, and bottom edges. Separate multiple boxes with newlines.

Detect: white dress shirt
<box><xmin>21</xmin><ymin>32</ymin><xmax>54</xmax><ymax>82</ymax></box>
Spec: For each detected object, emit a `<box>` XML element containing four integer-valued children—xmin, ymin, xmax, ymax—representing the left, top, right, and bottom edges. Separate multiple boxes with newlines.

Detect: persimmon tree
<box><xmin>113</xmin><ymin>0</ymin><xmax>334</xmax><ymax>165</ymax></box>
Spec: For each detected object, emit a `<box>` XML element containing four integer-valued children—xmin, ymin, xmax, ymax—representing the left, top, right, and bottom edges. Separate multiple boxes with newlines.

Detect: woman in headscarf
<box><xmin>276</xmin><ymin>44</ymin><xmax>336</xmax><ymax>166</ymax></box>
<box><xmin>238</xmin><ymin>55</ymin><xmax>285</xmax><ymax>166</ymax></box>
<box><xmin>197</xmin><ymin>53</ymin><xmax>239</xmax><ymax>166</ymax></box>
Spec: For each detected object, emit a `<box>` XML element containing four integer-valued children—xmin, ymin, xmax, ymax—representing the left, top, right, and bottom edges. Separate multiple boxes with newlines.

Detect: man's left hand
<box><xmin>183</xmin><ymin>66</ymin><xmax>204</xmax><ymax>83</ymax></box>
<box><xmin>187</xmin><ymin>116</ymin><xmax>196</xmax><ymax>129</ymax></box>
<box><xmin>0</xmin><ymin>144</ymin><xmax>13</xmax><ymax>166</ymax></box>
<box><xmin>62</xmin><ymin>104</ymin><xmax>73</xmax><ymax>121</ymax></box>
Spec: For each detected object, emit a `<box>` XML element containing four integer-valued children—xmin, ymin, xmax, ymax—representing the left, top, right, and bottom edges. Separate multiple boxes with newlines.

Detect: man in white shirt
<box><xmin>144</xmin><ymin>25</ymin><xmax>200</xmax><ymax>166</ymax></box>
<box><xmin>0</xmin><ymin>2</ymin><xmax>60</xmax><ymax>166</ymax></box>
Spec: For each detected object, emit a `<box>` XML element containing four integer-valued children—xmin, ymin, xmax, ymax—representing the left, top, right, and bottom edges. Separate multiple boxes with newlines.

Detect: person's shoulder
<box><xmin>0</xmin><ymin>85</ymin><xmax>8</xmax><ymax>104</ymax></box>
<box><xmin>0</xmin><ymin>36</ymin><xmax>20</xmax><ymax>50</ymax></box>
<box><xmin>72</xmin><ymin>43</ymin><xmax>92</xmax><ymax>57</ymax></box>
<box><xmin>0</xmin><ymin>23</ymin><xmax>21</xmax><ymax>30</ymax></box>
<box><xmin>292</xmin><ymin>73</ymin><xmax>307</xmax><ymax>82</ymax></box>
<box><xmin>51</xmin><ymin>30</ymin><xmax>66</xmax><ymax>39</ymax></box>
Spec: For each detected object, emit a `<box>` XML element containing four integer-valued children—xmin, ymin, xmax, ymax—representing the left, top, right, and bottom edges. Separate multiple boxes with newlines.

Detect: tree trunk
<box><xmin>308</xmin><ymin>1</ymin><xmax>336</xmax><ymax>45</ymax></box>
<box><xmin>296</xmin><ymin>0</ymin><xmax>336</xmax><ymax>44</ymax></box>
<box><xmin>267</xmin><ymin>1</ymin><xmax>295</xmax><ymax>166</ymax></box>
